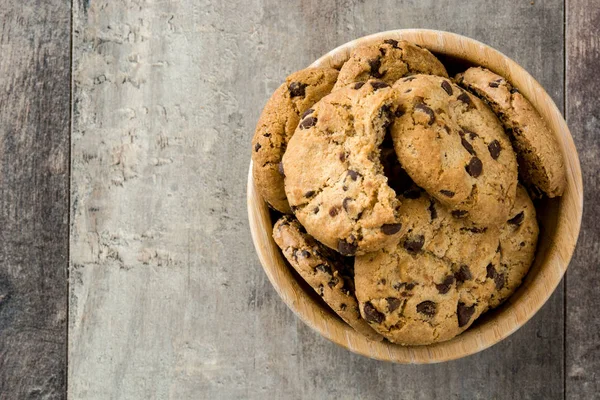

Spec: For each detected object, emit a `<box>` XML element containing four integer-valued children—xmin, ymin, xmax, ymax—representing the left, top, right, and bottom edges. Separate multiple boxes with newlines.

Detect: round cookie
<box><xmin>390</xmin><ymin>74</ymin><xmax>518</xmax><ymax>226</ymax></box>
<box><xmin>282</xmin><ymin>80</ymin><xmax>405</xmax><ymax>256</ymax></box>
<box><xmin>334</xmin><ymin>39</ymin><xmax>448</xmax><ymax>90</ymax></box>
<box><xmin>272</xmin><ymin>215</ymin><xmax>383</xmax><ymax>341</ymax></box>
<box><xmin>354</xmin><ymin>190</ymin><xmax>501</xmax><ymax>345</ymax></box>
<box><xmin>252</xmin><ymin>67</ymin><xmax>339</xmax><ymax>213</ymax></box>
<box><xmin>455</xmin><ymin>67</ymin><xmax>566</xmax><ymax>197</ymax></box>
<box><xmin>484</xmin><ymin>185</ymin><xmax>539</xmax><ymax>309</ymax></box>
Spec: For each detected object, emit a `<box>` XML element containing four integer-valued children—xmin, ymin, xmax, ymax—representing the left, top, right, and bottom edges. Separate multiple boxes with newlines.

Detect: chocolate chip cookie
<box><xmin>272</xmin><ymin>215</ymin><xmax>383</xmax><ymax>341</ymax></box>
<box><xmin>282</xmin><ymin>80</ymin><xmax>406</xmax><ymax>256</ymax></box>
<box><xmin>354</xmin><ymin>191</ymin><xmax>500</xmax><ymax>345</ymax></box>
<box><xmin>334</xmin><ymin>39</ymin><xmax>448</xmax><ymax>90</ymax></box>
<box><xmin>455</xmin><ymin>67</ymin><xmax>566</xmax><ymax>197</ymax></box>
<box><xmin>485</xmin><ymin>185</ymin><xmax>539</xmax><ymax>308</ymax></box>
<box><xmin>252</xmin><ymin>67</ymin><xmax>339</xmax><ymax>213</ymax></box>
<box><xmin>390</xmin><ymin>74</ymin><xmax>518</xmax><ymax>226</ymax></box>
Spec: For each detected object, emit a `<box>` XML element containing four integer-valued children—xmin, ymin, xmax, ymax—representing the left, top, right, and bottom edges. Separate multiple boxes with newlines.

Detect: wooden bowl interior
<box><xmin>248</xmin><ymin>29</ymin><xmax>583</xmax><ymax>363</ymax></box>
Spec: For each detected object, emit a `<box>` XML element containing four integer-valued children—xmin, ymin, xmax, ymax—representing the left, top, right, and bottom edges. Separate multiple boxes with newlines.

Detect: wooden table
<box><xmin>0</xmin><ymin>0</ymin><xmax>598</xmax><ymax>398</ymax></box>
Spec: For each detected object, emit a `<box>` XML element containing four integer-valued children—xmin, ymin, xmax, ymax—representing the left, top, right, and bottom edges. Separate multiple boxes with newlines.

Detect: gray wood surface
<box><xmin>0</xmin><ymin>1</ymin><xmax>70</xmax><ymax>399</ymax></box>
<box><xmin>566</xmin><ymin>0</ymin><xmax>600</xmax><ymax>397</ymax></box>
<box><xmin>68</xmin><ymin>1</ymin><xmax>568</xmax><ymax>399</ymax></box>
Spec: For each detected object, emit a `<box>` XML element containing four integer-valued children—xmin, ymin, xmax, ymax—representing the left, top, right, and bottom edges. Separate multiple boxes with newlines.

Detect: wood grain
<box><xmin>70</xmin><ymin>0</ymin><xmax>569</xmax><ymax>398</ymax></box>
<box><xmin>0</xmin><ymin>1</ymin><xmax>70</xmax><ymax>399</ymax></box>
<box><xmin>566</xmin><ymin>0</ymin><xmax>600</xmax><ymax>397</ymax></box>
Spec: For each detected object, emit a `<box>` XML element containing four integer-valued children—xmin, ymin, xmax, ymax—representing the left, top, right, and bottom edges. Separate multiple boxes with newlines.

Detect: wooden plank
<box><xmin>70</xmin><ymin>0</ymin><xmax>565</xmax><ymax>398</ymax></box>
<box><xmin>566</xmin><ymin>0</ymin><xmax>600</xmax><ymax>397</ymax></box>
<box><xmin>0</xmin><ymin>1</ymin><xmax>70</xmax><ymax>399</ymax></box>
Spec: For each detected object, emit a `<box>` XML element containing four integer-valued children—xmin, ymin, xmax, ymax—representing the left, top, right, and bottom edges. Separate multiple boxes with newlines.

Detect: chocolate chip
<box><xmin>371</xmin><ymin>80</ymin><xmax>390</xmax><ymax>90</ymax></box>
<box><xmin>254</xmin><ymin>143</ymin><xmax>261</xmax><ymax>152</ymax></box>
<box><xmin>414</xmin><ymin>103</ymin><xmax>435</xmax><ymax>125</ymax></box>
<box><xmin>494</xmin><ymin>272</ymin><xmax>505</xmax><ymax>290</ymax></box>
<box><xmin>451</xmin><ymin>210</ymin><xmax>468</xmax><ymax>218</ymax></box>
<box><xmin>403</xmin><ymin>188</ymin><xmax>421</xmax><ymax>199</ymax></box>
<box><xmin>443</xmin><ymin>125</ymin><xmax>451</xmax><ymax>134</ymax></box>
<box><xmin>263</xmin><ymin>132</ymin><xmax>271</xmax><ymax>138</ymax></box>
<box><xmin>353</xmin><ymin>81</ymin><xmax>365</xmax><ymax>90</ymax></box>
<box><xmin>299</xmin><ymin>250</ymin><xmax>310</xmax><ymax>258</ymax></box>
<box><xmin>338</xmin><ymin>239</ymin><xmax>357</xmax><ymax>256</ymax></box>
<box><xmin>405</xmin><ymin>88</ymin><xmax>412</xmax><ymax>93</ymax></box>
<box><xmin>342</xmin><ymin>197</ymin><xmax>352</xmax><ymax>212</ymax></box>
<box><xmin>278</xmin><ymin>162</ymin><xmax>285</xmax><ymax>177</ymax></box>
<box><xmin>301</xmin><ymin>108</ymin><xmax>315</xmax><ymax>118</ymax></box>
<box><xmin>363</xmin><ymin>302</ymin><xmax>385</xmax><ymax>323</ymax></box>
<box><xmin>304</xmin><ymin>190</ymin><xmax>315</xmax><ymax>198</ymax></box>
<box><xmin>510</xmin><ymin>87</ymin><xmax>519</xmax><ymax>94</ymax></box>
<box><xmin>315</xmin><ymin>264</ymin><xmax>333</xmax><ymax>276</ymax></box>
<box><xmin>461</xmin><ymin>226</ymin><xmax>487</xmax><ymax>233</ymax></box>
<box><xmin>340</xmin><ymin>303</ymin><xmax>347</xmax><ymax>311</ymax></box>
<box><xmin>313</xmin><ymin>206</ymin><xmax>319</xmax><ymax>214</ymax></box>
<box><xmin>290</xmin><ymin>205</ymin><xmax>299</xmax><ymax>212</ymax></box>
<box><xmin>441</xmin><ymin>80</ymin><xmax>453</xmax><ymax>95</ymax></box>
<box><xmin>387</xmin><ymin>297</ymin><xmax>402</xmax><ymax>312</ymax></box>
<box><xmin>508</xmin><ymin>211</ymin><xmax>525</xmax><ymax>226</ymax></box>
<box><xmin>299</xmin><ymin>116</ymin><xmax>317</xmax><ymax>129</ymax></box>
<box><xmin>383</xmin><ymin>39</ymin><xmax>399</xmax><ymax>48</ymax></box>
<box><xmin>466</xmin><ymin>156</ymin><xmax>483</xmax><ymax>178</ymax></box>
<box><xmin>288</xmin><ymin>82</ymin><xmax>308</xmax><ymax>97</ymax></box>
<box><xmin>416</xmin><ymin>301</ymin><xmax>436</xmax><ymax>317</ymax></box>
<box><xmin>381</xmin><ymin>223</ymin><xmax>402</xmax><ymax>235</ymax></box>
<box><xmin>457</xmin><ymin>302</ymin><xmax>475</xmax><ymax>327</ymax></box>
<box><xmin>379</xmin><ymin>47</ymin><xmax>387</xmax><ymax>56</ymax></box>
<box><xmin>489</xmin><ymin>82</ymin><xmax>499</xmax><ymax>88</ymax></box>
<box><xmin>457</xmin><ymin>92</ymin><xmax>473</xmax><ymax>107</ymax></box>
<box><xmin>486</xmin><ymin>264</ymin><xmax>496</xmax><ymax>279</ymax></box>
<box><xmin>347</xmin><ymin>170</ymin><xmax>359</xmax><ymax>181</ymax></box>
<box><xmin>428</xmin><ymin>200</ymin><xmax>438</xmax><ymax>220</ymax></box>
<box><xmin>488</xmin><ymin>140</ymin><xmax>502</xmax><ymax>159</ymax></box>
<box><xmin>329</xmin><ymin>206</ymin><xmax>340</xmax><ymax>217</ymax></box>
<box><xmin>395</xmin><ymin>106</ymin><xmax>406</xmax><ymax>118</ymax></box>
<box><xmin>404</xmin><ymin>235</ymin><xmax>425</xmax><ymax>254</ymax></box>
<box><xmin>460</xmin><ymin>136</ymin><xmax>476</xmax><ymax>155</ymax></box>
<box><xmin>339</xmin><ymin>152</ymin><xmax>347</xmax><ymax>162</ymax></box>
<box><xmin>436</xmin><ymin>275</ymin><xmax>455</xmax><ymax>294</ymax></box>
<box><xmin>454</xmin><ymin>265</ymin><xmax>472</xmax><ymax>283</ymax></box>
<box><xmin>405</xmin><ymin>282</ymin><xmax>416</xmax><ymax>290</ymax></box>
<box><xmin>392</xmin><ymin>282</ymin><xmax>404</xmax><ymax>291</ymax></box>
<box><xmin>368</xmin><ymin>58</ymin><xmax>384</xmax><ymax>78</ymax></box>
<box><xmin>440</xmin><ymin>189</ymin><xmax>455</xmax><ymax>198</ymax></box>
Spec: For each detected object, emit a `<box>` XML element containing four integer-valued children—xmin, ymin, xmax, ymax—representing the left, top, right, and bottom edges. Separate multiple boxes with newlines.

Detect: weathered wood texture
<box><xmin>0</xmin><ymin>1</ymin><xmax>70</xmax><ymax>399</ymax></box>
<box><xmin>70</xmin><ymin>0</ymin><xmax>565</xmax><ymax>399</ymax></box>
<box><xmin>566</xmin><ymin>0</ymin><xmax>600</xmax><ymax>397</ymax></box>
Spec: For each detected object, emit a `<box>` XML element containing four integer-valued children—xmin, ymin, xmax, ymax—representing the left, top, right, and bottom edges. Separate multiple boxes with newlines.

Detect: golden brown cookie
<box><xmin>390</xmin><ymin>74</ymin><xmax>518</xmax><ymax>226</ymax></box>
<box><xmin>252</xmin><ymin>67</ymin><xmax>339</xmax><ymax>213</ymax></box>
<box><xmin>354</xmin><ymin>190</ymin><xmax>500</xmax><ymax>345</ymax></box>
<box><xmin>282</xmin><ymin>80</ymin><xmax>405</xmax><ymax>256</ymax></box>
<box><xmin>272</xmin><ymin>215</ymin><xmax>383</xmax><ymax>341</ymax></box>
<box><xmin>484</xmin><ymin>185</ymin><xmax>539</xmax><ymax>308</ymax></box>
<box><xmin>334</xmin><ymin>39</ymin><xmax>448</xmax><ymax>90</ymax></box>
<box><xmin>455</xmin><ymin>67</ymin><xmax>566</xmax><ymax>197</ymax></box>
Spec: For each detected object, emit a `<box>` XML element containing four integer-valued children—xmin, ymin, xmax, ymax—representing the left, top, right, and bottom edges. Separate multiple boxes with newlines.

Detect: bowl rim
<box><xmin>247</xmin><ymin>29</ymin><xmax>583</xmax><ymax>363</ymax></box>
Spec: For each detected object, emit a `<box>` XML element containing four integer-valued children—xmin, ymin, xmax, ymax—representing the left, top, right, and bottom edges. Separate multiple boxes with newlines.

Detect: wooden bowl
<box><xmin>247</xmin><ymin>29</ymin><xmax>583</xmax><ymax>363</ymax></box>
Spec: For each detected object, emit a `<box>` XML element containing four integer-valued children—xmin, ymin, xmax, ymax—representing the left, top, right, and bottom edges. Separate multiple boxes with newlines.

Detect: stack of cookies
<box><xmin>251</xmin><ymin>39</ymin><xmax>566</xmax><ymax>345</ymax></box>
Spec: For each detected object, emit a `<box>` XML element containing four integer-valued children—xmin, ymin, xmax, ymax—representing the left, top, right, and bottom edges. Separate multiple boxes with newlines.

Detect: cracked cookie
<box><xmin>252</xmin><ymin>67</ymin><xmax>339</xmax><ymax>213</ymax></box>
<box><xmin>272</xmin><ymin>215</ymin><xmax>383</xmax><ymax>341</ymax></box>
<box><xmin>282</xmin><ymin>80</ymin><xmax>406</xmax><ymax>256</ymax></box>
<box><xmin>455</xmin><ymin>67</ymin><xmax>566</xmax><ymax>197</ymax></box>
<box><xmin>354</xmin><ymin>190</ymin><xmax>501</xmax><ymax>345</ymax></box>
<box><xmin>334</xmin><ymin>39</ymin><xmax>448</xmax><ymax>90</ymax></box>
<box><xmin>390</xmin><ymin>74</ymin><xmax>518</xmax><ymax>226</ymax></box>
